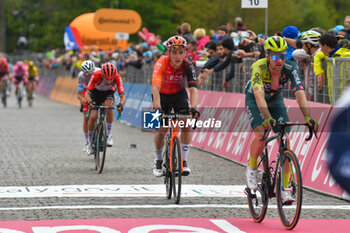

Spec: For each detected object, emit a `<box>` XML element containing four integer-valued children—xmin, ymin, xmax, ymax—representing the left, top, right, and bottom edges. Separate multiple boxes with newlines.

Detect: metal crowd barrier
<box><xmin>324</xmin><ymin>57</ymin><xmax>350</xmax><ymax>104</ymax></box>
<box><xmin>7</xmin><ymin>53</ymin><xmax>350</xmax><ymax>105</ymax></box>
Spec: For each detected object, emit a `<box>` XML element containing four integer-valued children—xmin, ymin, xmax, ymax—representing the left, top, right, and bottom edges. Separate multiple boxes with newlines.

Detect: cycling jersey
<box><xmin>152</xmin><ymin>56</ymin><xmax>197</xmax><ymax>95</ymax></box>
<box><xmin>246</xmin><ymin>58</ymin><xmax>304</xmax><ymax>101</ymax></box>
<box><xmin>13</xmin><ymin>64</ymin><xmax>28</xmax><ymax>79</ymax></box>
<box><xmin>28</xmin><ymin>66</ymin><xmax>38</xmax><ymax>78</ymax></box>
<box><xmin>245</xmin><ymin>58</ymin><xmax>303</xmax><ymax>131</ymax></box>
<box><xmin>87</xmin><ymin>69</ymin><xmax>124</xmax><ymax>95</ymax></box>
<box><xmin>77</xmin><ymin>68</ymin><xmax>101</xmax><ymax>92</ymax></box>
<box><xmin>0</xmin><ymin>62</ymin><xmax>10</xmax><ymax>79</ymax></box>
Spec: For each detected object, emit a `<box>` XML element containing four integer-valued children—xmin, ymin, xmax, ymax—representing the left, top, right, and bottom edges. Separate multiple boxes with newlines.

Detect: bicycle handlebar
<box><xmin>85</xmin><ymin>105</ymin><xmax>121</xmax><ymax>119</ymax></box>
<box><xmin>259</xmin><ymin>122</ymin><xmax>318</xmax><ymax>142</ymax></box>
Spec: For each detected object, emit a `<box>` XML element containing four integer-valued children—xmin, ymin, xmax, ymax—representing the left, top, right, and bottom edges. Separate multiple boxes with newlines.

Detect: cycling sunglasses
<box><xmin>170</xmin><ymin>45</ymin><xmax>186</xmax><ymax>50</ymax></box>
<box><xmin>269</xmin><ymin>53</ymin><xmax>287</xmax><ymax>61</ymax></box>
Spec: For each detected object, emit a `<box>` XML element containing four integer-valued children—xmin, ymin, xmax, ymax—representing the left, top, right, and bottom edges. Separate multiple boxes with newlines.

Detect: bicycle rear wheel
<box><xmin>171</xmin><ymin>136</ymin><xmax>182</xmax><ymax>204</ymax></box>
<box><xmin>95</xmin><ymin>121</ymin><xmax>107</xmax><ymax>174</ymax></box>
<box><xmin>246</xmin><ymin>153</ymin><xmax>269</xmax><ymax>223</ymax></box>
<box><xmin>163</xmin><ymin>135</ymin><xmax>172</xmax><ymax>199</ymax></box>
<box><xmin>276</xmin><ymin>149</ymin><xmax>302</xmax><ymax>230</ymax></box>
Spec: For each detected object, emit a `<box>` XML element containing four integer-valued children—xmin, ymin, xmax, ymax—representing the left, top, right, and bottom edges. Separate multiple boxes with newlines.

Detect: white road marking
<box><xmin>0</xmin><ymin>184</ymin><xmax>246</xmax><ymax>198</ymax></box>
<box><xmin>0</xmin><ymin>204</ymin><xmax>349</xmax><ymax>211</ymax></box>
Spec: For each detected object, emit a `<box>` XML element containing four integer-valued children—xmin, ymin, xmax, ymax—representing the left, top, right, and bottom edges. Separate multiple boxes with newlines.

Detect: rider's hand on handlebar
<box><xmin>189</xmin><ymin>108</ymin><xmax>200</xmax><ymax>119</ymax></box>
<box><xmin>305</xmin><ymin>116</ymin><xmax>319</xmax><ymax>133</ymax></box>
<box><xmin>262</xmin><ymin>116</ymin><xmax>276</xmax><ymax>129</ymax></box>
<box><xmin>88</xmin><ymin>101</ymin><xmax>95</xmax><ymax>108</ymax></box>
<box><xmin>116</xmin><ymin>103</ymin><xmax>123</xmax><ymax>113</ymax></box>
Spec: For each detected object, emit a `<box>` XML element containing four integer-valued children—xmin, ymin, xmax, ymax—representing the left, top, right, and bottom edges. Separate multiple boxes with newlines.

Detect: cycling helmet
<box><xmin>101</xmin><ymin>62</ymin><xmax>117</xmax><ymax>80</ymax></box>
<box><xmin>166</xmin><ymin>36</ymin><xmax>187</xmax><ymax>50</ymax></box>
<box><xmin>264</xmin><ymin>36</ymin><xmax>288</xmax><ymax>52</ymax></box>
<box><xmin>81</xmin><ymin>60</ymin><xmax>95</xmax><ymax>73</ymax></box>
<box><xmin>29</xmin><ymin>61</ymin><xmax>34</xmax><ymax>67</ymax></box>
<box><xmin>0</xmin><ymin>58</ymin><xmax>6</xmax><ymax>65</ymax></box>
<box><xmin>300</xmin><ymin>30</ymin><xmax>321</xmax><ymax>46</ymax></box>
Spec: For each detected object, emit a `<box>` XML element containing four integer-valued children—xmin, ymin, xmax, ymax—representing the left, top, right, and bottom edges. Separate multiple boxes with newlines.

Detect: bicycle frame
<box><xmin>260</xmin><ymin>122</ymin><xmax>316</xmax><ymax>198</ymax></box>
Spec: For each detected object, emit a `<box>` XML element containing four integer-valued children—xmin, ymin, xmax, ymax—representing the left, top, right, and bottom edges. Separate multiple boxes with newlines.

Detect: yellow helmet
<box><xmin>264</xmin><ymin>36</ymin><xmax>287</xmax><ymax>52</ymax></box>
<box><xmin>29</xmin><ymin>61</ymin><xmax>34</xmax><ymax>67</ymax></box>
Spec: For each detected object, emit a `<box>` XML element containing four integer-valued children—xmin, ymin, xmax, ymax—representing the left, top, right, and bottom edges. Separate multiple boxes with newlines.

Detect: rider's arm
<box><xmin>295</xmin><ymin>90</ymin><xmax>310</xmax><ymax>117</ymax></box>
<box><xmin>77</xmin><ymin>72</ymin><xmax>85</xmax><ymax>101</ymax></box>
<box><xmin>85</xmin><ymin>90</ymin><xmax>92</xmax><ymax>103</ymax></box>
<box><xmin>251</xmin><ymin>64</ymin><xmax>271</xmax><ymax>119</ymax></box>
<box><xmin>186</xmin><ymin>62</ymin><xmax>198</xmax><ymax>109</ymax></box>
<box><xmin>189</xmin><ymin>87</ymin><xmax>198</xmax><ymax>109</ymax></box>
<box><xmin>151</xmin><ymin>57</ymin><xmax>165</xmax><ymax>110</ymax></box>
<box><xmin>152</xmin><ymin>85</ymin><xmax>161</xmax><ymax>110</ymax></box>
<box><xmin>254</xmin><ymin>91</ymin><xmax>271</xmax><ymax>119</ymax></box>
<box><xmin>115</xmin><ymin>73</ymin><xmax>126</xmax><ymax>106</ymax></box>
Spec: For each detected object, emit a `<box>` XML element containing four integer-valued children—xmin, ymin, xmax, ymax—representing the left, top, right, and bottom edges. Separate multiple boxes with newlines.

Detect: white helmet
<box><xmin>81</xmin><ymin>60</ymin><xmax>95</xmax><ymax>73</ymax></box>
<box><xmin>300</xmin><ymin>30</ymin><xmax>321</xmax><ymax>46</ymax></box>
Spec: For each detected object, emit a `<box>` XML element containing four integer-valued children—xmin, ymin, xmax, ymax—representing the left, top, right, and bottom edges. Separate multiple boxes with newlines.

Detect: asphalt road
<box><xmin>0</xmin><ymin>94</ymin><xmax>348</xmax><ymax>221</ymax></box>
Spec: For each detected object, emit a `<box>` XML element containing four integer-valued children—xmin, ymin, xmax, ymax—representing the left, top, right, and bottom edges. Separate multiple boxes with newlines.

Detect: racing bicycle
<box><xmin>162</xmin><ymin>113</ymin><xmax>197</xmax><ymax>204</ymax></box>
<box><xmin>245</xmin><ymin>122</ymin><xmax>317</xmax><ymax>230</ymax></box>
<box><xmin>86</xmin><ymin>105</ymin><xmax>120</xmax><ymax>174</ymax></box>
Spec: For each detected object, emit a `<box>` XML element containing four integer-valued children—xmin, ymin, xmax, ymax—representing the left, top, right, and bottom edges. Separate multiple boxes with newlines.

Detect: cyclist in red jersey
<box><xmin>0</xmin><ymin>58</ymin><xmax>10</xmax><ymax>93</ymax></box>
<box><xmin>152</xmin><ymin>36</ymin><xmax>200</xmax><ymax>177</ymax></box>
<box><xmin>85</xmin><ymin>63</ymin><xmax>125</xmax><ymax>155</ymax></box>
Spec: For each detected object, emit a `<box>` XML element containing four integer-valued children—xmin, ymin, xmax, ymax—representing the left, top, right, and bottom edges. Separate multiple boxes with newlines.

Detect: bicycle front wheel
<box><xmin>171</xmin><ymin>136</ymin><xmax>182</xmax><ymax>204</ymax></box>
<box><xmin>163</xmin><ymin>135</ymin><xmax>172</xmax><ymax>200</ymax></box>
<box><xmin>17</xmin><ymin>87</ymin><xmax>23</xmax><ymax>108</ymax></box>
<box><xmin>1</xmin><ymin>82</ymin><xmax>7</xmax><ymax>108</ymax></box>
<box><xmin>246</xmin><ymin>153</ymin><xmax>269</xmax><ymax>223</ymax></box>
<box><xmin>276</xmin><ymin>149</ymin><xmax>302</xmax><ymax>230</ymax></box>
<box><xmin>95</xmin><ymin>121</ymin><xmax>107</xmax><ymax>174</ymax></box>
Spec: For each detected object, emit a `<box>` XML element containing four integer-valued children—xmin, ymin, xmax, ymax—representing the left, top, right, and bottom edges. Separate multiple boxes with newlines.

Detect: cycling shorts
<box><xmin>90</xmin><ymin>89</ymin><xmax>115</xmax><ymax>106</ymax></box>
<box><xmin>245</xmin><ymin>91</ymin><xmax>290</xmax><ymax>133</ymax></box>
<box><xmin>14</xmin><ymin>75</ymin><xmax>27</xmax><ymax>85</ymax></box>
<box><xmin>158</xmin><ymin>89</ymin><xmax>190</xmax><ymax>115</ymax></box>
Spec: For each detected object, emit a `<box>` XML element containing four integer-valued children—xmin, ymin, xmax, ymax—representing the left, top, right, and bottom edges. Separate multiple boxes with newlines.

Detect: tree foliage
<box><xmin>3</xmin><ymin>0</ymin><xmax>349</xmax><ymax>52</ymax></box>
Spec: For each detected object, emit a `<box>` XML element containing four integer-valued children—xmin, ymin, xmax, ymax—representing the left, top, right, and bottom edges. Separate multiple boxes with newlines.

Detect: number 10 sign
<box><xmin>241</xmin><ymin>0</ymin><xmax>268</xmax><ymax>8</ymax></box>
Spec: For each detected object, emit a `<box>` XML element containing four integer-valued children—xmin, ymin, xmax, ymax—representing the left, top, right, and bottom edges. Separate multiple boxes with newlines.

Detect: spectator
<box><xmin>226</xmin><ymin>22</ymin><xmax>235</xmax><ymax>34</ymax></box>
<box><xmin>181</xmin><ymin>22</ymin><xmax>196</xmax><ymax>43</ymax></box>
<box><xmin>201</xmin><ymin>37</ymin><xmax>238</xmax><ymax>89</ymax></box>
<box><xmin>185</xmin><ymin>40</ymin><xmax>199</xmax><ymax>64</ymax></box>
<box><xmin>194</xmin><ymin>28</ymin><xmax>210</xmax><ymax>52</ymax></box>
<box><xmin>344</xmin><ymin>16</ymin><xmax>350</xmax><ymax>41</ymax></box>
<box><xmin>213</xmin><ymin>25</ymin><xmax>229</xmax><ymax>42</ymax></box>
<box><xmin>282</xmin><ymin>26</ymin><xmax>299</xmax><ymax>61</ymax></box>
<box><xmin>176</xmin><ymin>26</ymin><xmax>182</xmax><ymax>36</ymax></box>
<box><xmin>317</xmin><ymin>33</ymin><xmax>350</xmax><ymax>95</ymax></box>
<box><xmin>236</xmin><ymin>37</ymin><xmax>260</xmax><ymax>59</ymax></box>
<box><xmin>333</xmin><ymin>25</ymin><xmax>345</xmax><ymax>35</ymax></box>
<box><xmin>235</xmin><ymin>17</ymin><xmax>247</xmax><ymax>34</ymax></box>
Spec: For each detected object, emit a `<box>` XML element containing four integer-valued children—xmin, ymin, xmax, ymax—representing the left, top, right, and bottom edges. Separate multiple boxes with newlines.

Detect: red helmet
<box><xmin>101</xmin><ymin>62</ymin><xmax>117</xmax><ymax>80</ymax></box>
<box><xmin>0</xmin><ymin>58</ymin><xmax>7</xmax><ymax>65</ymax></box>
<box><xmin>166</xmin><ymin>36</ymin><xmax>187</xmax><ymax>50</ymax></box>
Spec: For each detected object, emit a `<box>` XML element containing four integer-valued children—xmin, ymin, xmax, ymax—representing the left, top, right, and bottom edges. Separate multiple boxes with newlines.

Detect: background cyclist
<box><xmin>84</xmin><ymin>63</ymin><xmax>125</xmax><ymax>155</ymax></box>
<box><xmin>27</xmin><ymin>61</ymin><xmax>40</xmax><ymax>98</ymax></box>
<box><xmin>245</xmin><ymin>36</ymin><xmax>318</xmax><ymax>203</ymax></box>
<box><xmin>13</xmin><ymin>61</ymin><xmax>28</xmax><ymax>101</ymax></box>
<box><xmin>152</xmin><ymin>35</ymin><xmax>200</xmax><ymax>177</ymax></box>
<box><xmin>77</xmin><ymin>60</ymin><xmax>100</xmax><ymax>154</ymax></box>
